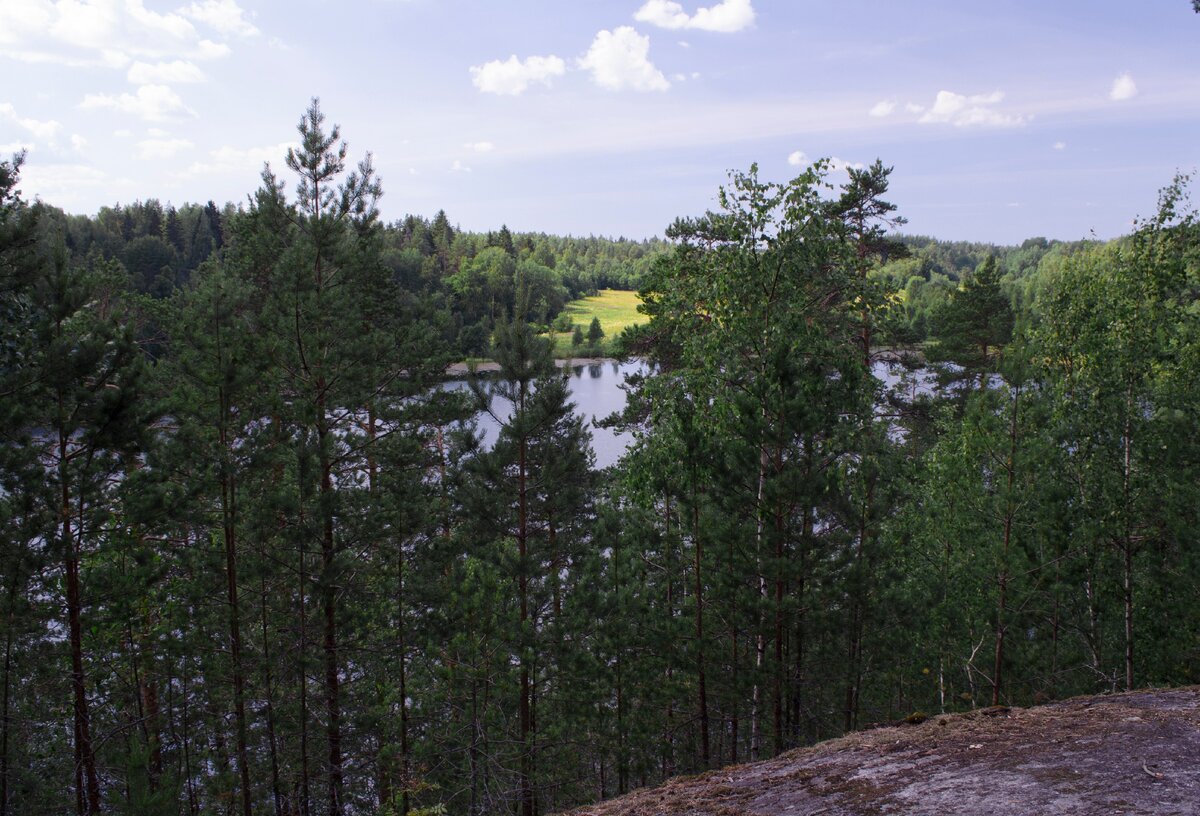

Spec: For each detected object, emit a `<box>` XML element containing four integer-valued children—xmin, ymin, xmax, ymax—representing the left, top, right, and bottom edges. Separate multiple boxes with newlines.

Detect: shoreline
<box><xmin>444</xmin><ymin>357</ymin><xmax>620</xmax><ymax>376</ymax></box>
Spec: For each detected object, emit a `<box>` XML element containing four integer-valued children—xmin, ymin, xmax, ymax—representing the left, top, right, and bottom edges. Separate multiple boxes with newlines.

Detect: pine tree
<box><xmin>33</xmin><ymin>253</ymin><xmax>149</xmax><ymax>814</ymax></box>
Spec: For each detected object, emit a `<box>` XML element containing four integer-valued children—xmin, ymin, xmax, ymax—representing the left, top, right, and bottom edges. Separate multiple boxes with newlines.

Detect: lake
<box><xmin>445</xmin><ymin>359</ymin><xmax>649</xmax><ymax>469</ymax></box>
<box><xmin>448</xmin><ymin>358</ymin><xmax>932</xmax><ymax>470</ymax></box>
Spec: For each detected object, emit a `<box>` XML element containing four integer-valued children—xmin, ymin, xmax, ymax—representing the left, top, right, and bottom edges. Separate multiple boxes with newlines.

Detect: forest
<box><xmin>1</xmin><ymin>101</ymin><xmax>1198</xmax><ymax>816</ymax></box>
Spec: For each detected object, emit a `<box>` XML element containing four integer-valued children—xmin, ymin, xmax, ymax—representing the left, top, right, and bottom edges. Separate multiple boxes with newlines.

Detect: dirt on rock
<box><xmin>563</xmin><ymin>688</ymin><xmax>1200</xmax><ymax>816</ymax></box>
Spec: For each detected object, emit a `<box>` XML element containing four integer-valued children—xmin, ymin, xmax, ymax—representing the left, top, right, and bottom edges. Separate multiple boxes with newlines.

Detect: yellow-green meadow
<box><xmin>551</xmin><ymin>289</ymin><xmax>646</xmax><ymax>356</ymax></box>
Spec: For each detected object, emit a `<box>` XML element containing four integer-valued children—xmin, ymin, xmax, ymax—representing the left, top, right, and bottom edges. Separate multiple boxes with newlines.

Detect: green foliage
<box><xmin>587</xmin><ymin>316</ymin><xmax>605</xmax><ymax>344</ymax></box>
<box><xmin>927</xmin><ymin>254</ymin><xmax>1015</xmax><ymax>387</ymax></box>
<box><xmin>7</xmin><ymin>104</ymin><xmax>1200</xmax><ymax>816</ymax></box>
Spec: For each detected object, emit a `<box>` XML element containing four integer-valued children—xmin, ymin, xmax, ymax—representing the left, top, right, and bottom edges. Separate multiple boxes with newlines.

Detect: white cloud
<box><xmin>70</xmin><ymin>133</ymin><xmax>86</xmax><ymax>151</ymax></box>
<box><xmin>51</xmin><ymin>0</ymin><xmax>193</xmax><ymax>52</ymax></box>
<box><xmin>127</xmin><ymin>59</ymin><xmax>205</xmax><ymax>84</ymax></box>
<box><xmin>470</xmin><ymin>54</ymin><xmax>566</xmax><ymax>95</ymax></box>
<box><xmin>579</xmin><ymin>27</ymin><xmax>669</xmax><ymax>92</ymax></box>
<box><xmin>1053</xmin><ymin>141</ymin><xmax>1066</xmax><ymax>151</ymax></box>
<box><xmin>464</xmin><ymin>141</ymin><xmax>494</xmax><ymax>153</ymax></box>
<box><xmin>905</xmin><ymin>102</ymin><xmax>925</xmax><ymax>114</ymax></box>
<box><xmin>451</xmin><ymin>159</ymin><xmax>471</xmax><ymax>173</ymax></box>
<box><xmin>183</xmin><ymin>141</ymin><xmax>294</xmax><ymax>176</ymax></box>
<box><xmin>19</xmin><ymin>162</ymin><xmax>111</xmax><ymax>202</ymax></box>
<box><xmin>79</xmin><ymin>84</ymin><xmax>195</xmax><ymax>121</ymax></box>
<box><xmin>0</xmin><ymin>142</ymin><xmax>30</xmax><ymax>155</ymax></box>
<box><xmin>678</xmin><ymin>40</ymin><xmax>690</xmax><ymax>48</ymax></box>
<box><xmin>869</xmin><ymin>99</ymin><xmax>896</xmax><ymax>117</ymax></box>
<box><xmin>0</xmin><ymin>102</ymin><xmax>62</xmax><ymax>142</ymax></box>
<box><xmin>0</xmin><ymin>1</ymin><xmax>54</xmax><ymax>46</ymax></box>
<box><xmin>788</xmin><ymin>151</ymin><xmax>863</xmax><ymax>174</ymax></box>
<box><xmin>1110</xmin><ymin>72</ymin><xmax>1137</xmax><ymax>101</ymax></box>
<box><xmin>179</xmin><ymin>0</ymin><xmax>259</xmax><ymax>37</ymax></box>
<box><xmin>0</xmin><ymin>0</ymin><xmax>239</xmax><ymax>68</ymax></box>
<box><xmin>828</xmin><ymin>156</ymin><xmax>864</xmax><ymax>174</ymax></box>
<box><xmin>194</xmin><ymin>38</ymin><xmax>231</xmax><ymax>59</ymax></box>
<box><xmin>124</xmin><ymin>1</ymin><xmax>195</xmax><ymax>40</ymax></box>
<box><xmin>135</xmin><ymin>137</ymin><xmax>194</xmax><ymax>159</ymax></box>
<box><xmin>634</xmin><ymin>0</ymin><xmax>755</xmax><ymax>33</ymax></box>
<box><xmin>917</xmin><ymin>90</ymin><xmax>1025</xmax><ymax>127</ymax></box>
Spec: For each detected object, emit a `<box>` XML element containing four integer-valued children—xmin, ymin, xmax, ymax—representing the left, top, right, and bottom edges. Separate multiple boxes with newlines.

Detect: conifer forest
<box><xmin>2</xmin><ymin>101</ymin><xmax>1199</xmax><ymax>816</ymax></box>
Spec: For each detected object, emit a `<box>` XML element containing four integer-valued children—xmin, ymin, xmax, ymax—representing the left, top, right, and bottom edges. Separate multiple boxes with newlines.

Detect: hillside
<box><xmin>564</xmin><ymin>689</ymin><xmax>1200</xmax><ymax>816</ymax></box>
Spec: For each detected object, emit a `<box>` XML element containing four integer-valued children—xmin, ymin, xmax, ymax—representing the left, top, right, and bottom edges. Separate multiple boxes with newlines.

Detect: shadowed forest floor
<box><xmin>563</xmin><ymin>688</ymin><xmax>1200</xmax><ymax>816</ymax></box>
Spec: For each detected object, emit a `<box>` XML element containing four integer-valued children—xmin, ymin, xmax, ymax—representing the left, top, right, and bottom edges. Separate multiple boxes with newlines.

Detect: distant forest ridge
<box><xmin>36</xmin><ymin>195</ymin><xmax>1099</xmax><ymax>356</ymax></box>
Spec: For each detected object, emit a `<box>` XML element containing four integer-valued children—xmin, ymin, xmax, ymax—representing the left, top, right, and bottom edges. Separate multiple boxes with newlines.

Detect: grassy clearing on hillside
<box><xmin>551</xmin><ymin>289</ymin><xmax>646</xmax><ymax>356</ymax></box>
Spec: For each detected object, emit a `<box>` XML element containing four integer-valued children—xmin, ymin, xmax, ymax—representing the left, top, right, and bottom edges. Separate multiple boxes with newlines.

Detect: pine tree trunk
<box><xmin>397</xmin><ymin>540</ymin><xmax>410</xmax><ymax>816</ymax></box>
<box><xmin>517</xmin><ymin>383</ymin><xmax>534</xmax><ymax>816</ymax></box>
<box><xmin>260</xmin><ymin>575</ymin><xmax>284</xmax><ymax>816</ymax></box>
<box><xmin>0</xmin><ymin>572</ymin><xmax>15</xmax><ymax>816</ymax></box>
<box><xmin>692</xmin><ymin>502</ymin><xmax>709</xmax><ymax>768</ymax></box>
<box><xmin>1122</xmin><ymin>395</ymin><xmax>1134</xmax><ymax>692</ymax></box>
<box><xmin>992</xmin><ymin>385</ymin><xmax>1020</xmax><ymax>707</ymax></box>
<box><xmin>62</xmin><ymin>429</ymin><xmax>101</xmax><ymax>816</ymax></box>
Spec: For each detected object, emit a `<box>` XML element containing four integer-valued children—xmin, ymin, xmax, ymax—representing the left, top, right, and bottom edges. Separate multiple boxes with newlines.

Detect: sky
<box><xmin>2</xmin><ymin>0</ymin><xmax>1199</xmax><ymax>244</ymax></box>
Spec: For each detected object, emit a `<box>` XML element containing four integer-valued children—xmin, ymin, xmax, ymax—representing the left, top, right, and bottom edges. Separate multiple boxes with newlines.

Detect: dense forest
<box><xmin>37</xmin><ymin>182</ymin><xmax>666</xmax><ymax>360</ymax></box>
<box><xmin>1</xmin><ymin>102</ymin><xmax>1198</xmax><ymax>816</ymax></box>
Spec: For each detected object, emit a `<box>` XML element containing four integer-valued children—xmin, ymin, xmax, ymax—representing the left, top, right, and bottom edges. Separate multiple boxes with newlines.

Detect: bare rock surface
<box><xmin>564</xmin><ymin>688</ymin><xmax>1200</xmax><ymax>816</ymax></box>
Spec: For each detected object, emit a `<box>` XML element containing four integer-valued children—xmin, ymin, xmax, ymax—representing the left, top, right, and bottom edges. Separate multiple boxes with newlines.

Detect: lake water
<box><xmin>448</xmin><ymin>358</ymin><xmax>933</xmax><ymax>470</ymax></box>
<box><xmin>446</xmin><ymin>360</ymin><xmax>649</xmax><ymax>469</ymax></box>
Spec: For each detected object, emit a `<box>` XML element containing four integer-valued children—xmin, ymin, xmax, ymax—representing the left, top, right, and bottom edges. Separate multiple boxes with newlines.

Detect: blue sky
<box><xmin>2</xmin><ymin>0</ymin><xmax>1198</xmax><ymax>243</ymax></box>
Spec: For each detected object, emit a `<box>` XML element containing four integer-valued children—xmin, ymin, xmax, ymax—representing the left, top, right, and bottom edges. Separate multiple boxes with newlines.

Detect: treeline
<box><xmin>36</xmin><ymin>191</ymin><xmax>666</xmax><ymax>358</ymax></box>
<box><xmin>2</xmin><ymin>103</ymin><xmax>1200</xmax><ymax>816</ymax></box>
<box><xmin>37</xmin><ymin>188</ymin><xmax>1104</xmax><ymax>359</ymax></box>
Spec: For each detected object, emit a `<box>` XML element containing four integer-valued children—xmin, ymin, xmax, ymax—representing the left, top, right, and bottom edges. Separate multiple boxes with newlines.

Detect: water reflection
<box><xmin>449</xmin><ymin>358</ymin><xmax>932</xmax><ymax>471</ymax></box>
<box><xmin>445</xmin><ymin>360</ymin><xmax>648</xmax><ymax>469</ymax></box>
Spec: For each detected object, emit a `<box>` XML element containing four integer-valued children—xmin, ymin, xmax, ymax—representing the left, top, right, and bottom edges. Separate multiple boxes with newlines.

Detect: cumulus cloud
<box><xmin>0</xmin><ymin>0</ymin><xmax>246</xmax><ymax>69</ymax></box>
<box><xmin>788</xmin><ymin>151</ymin><xmax>864</xmax><ymax>175</ymax></box>
<box><xmin>70</xmin><ymin>133</ymin><xmax>86</xmax><ymax>151</ymax></box>
<box><xmin>917</xmin><ymin>90</ymin><xmax>1025</xmax><ymax>128</ymax></box>
<box><xmin>136</xmin><ymin>137</ymin><xmax>194</xmax><ymax>159</ymax></box>
<box><xmin>1110</xmin><ymin>72</ymin><xmax>1137</xmax><ymax>101</ymax></box>
<box><xmin>19</xmin><ymin>162</ymin><xmax>112</xmax><ymax>202</ymax></box>
<box><xmin>470</xmin><ymin>54</ymin><xmax>566</xmax><ymax>95</ymax></box>
<box><xmin>464</xmin><ymin>141</ymin><xmax>495</xmax><ymax>153</ymax></box>
<box><xmin>179</xmin><ymin>0</ymin><xmax>259</xmax><ymax>37</ymax></box>
<box><xmin>127</xmin><ymin>59</ymin><xmax>205</xmax><ymax>84</ymax></box>
<box><xmin>0</xmin><ymin>102</ymin><xmax>62</xmax><ymax>142</ymax></box>
<box><xmin>194</xmin><ymin>39</ymin><xmax>231</xmax><ymax>59</ymax></box>
<box><xmin>80</xmin><ymin>84</ymin><xmax>195</xmax><ymax>121</ymax></box>
<box><xmin>869</xmin><ymin>100</ymin><xmax>896</xmax><ymax>117</ymax></box>
<box><xmin>1053</xmin><ymin>141</ymin><xmax>1066</xmax><ymax>151</ymax></box>
<box><xmin>828</xmin><ymin>156</ymin><xmax>864</xmax><ymax>173</ymax></box>
<box><xmin>183</xmin><ymin>141</ymin><xmax>295</xmax><ymax>176</ymax></box>
<box><xmin>579</xmin><ymin>27</ymin><xmax>669</xmax><ymax>92</ymax></box>
<box><xmin>634</xmin><ymin>0</ymin><xmax>755</xmax><ymax>33</ymax></box>
<box><xmin>451</xmin><ymin>159</ymin><xmax>471</xmax><ymax>173</ymax></box>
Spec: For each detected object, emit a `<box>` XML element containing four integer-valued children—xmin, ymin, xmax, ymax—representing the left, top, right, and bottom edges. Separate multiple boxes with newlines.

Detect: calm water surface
<box><xmin>447</xmin><ymin>360</ymin><xmax>648</xmax><ymax>469</ymax></box>
<box><xmin>450</xmin><ymin>359</ymin><xmax>929</xmax><ymax>470</ymax></box>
